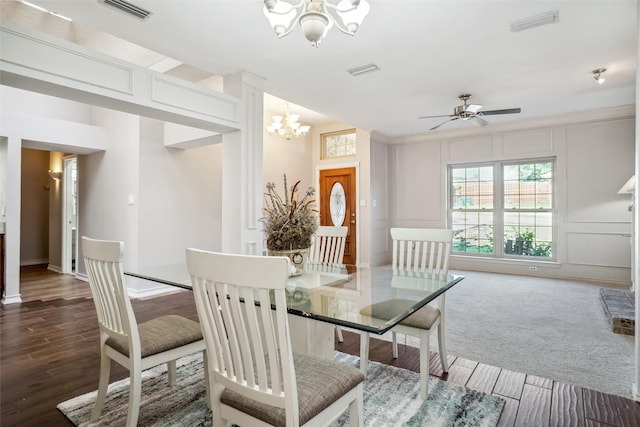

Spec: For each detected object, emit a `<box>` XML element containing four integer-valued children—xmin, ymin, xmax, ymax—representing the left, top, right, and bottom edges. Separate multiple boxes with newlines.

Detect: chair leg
<box><xmin>437</xmin><ymin>296</ymin><xmax>448</xmax><ymax>372</ymax></box>
<box><xmin>126</xmin><ymin>360</ymin><xmax>142</xmax><ymax>427</ymax></box>
<box><xmin>359</xmin><ymin>332</ymin><xmax>370</xmax><ymax>375</ymax></box>
<box><xmin>336</xmin><ymin>326</ymin><xmax>344</xmax><ymax>343</ymax></box>
<box><xmin>203</xmin><ymin>350</ymin><xmax>211</xmax><ymax>410</ymax></box>
<box><xmin>167</xmin><ymin>360</ymin><xmax>177</xmax><ymax>386</ymax></box>
<box><xmin>212</xmin><ymin>383</ymin><xmax>225</xmax><ymax>427</ymax></box>
<box><xmin>392</xmin><ymin>331</ymin><xmax>398</xmax><ymax>359</ymax></box>
<box><xmin>349</xmin><ymin>384</ymin><xmax>364</xmax><ymax>427</ymax></box>
<box><xmin>419</xmin><ymin>331</ymin><xmax>430</xmax><ymax>400</ymax></box>
<box><xmin>438</xmin><ymin>322</ymin><xmax>448</xmax><ymax>373</ymax></box>
<box><xmin>91</xmin><ymin>351</ymin><xmax>111</xmax><ymax>421</ymax></box>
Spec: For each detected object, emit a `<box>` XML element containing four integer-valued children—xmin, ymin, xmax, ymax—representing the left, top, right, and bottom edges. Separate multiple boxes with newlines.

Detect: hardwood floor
<box><xmin>2</xmin><ymin>265</ymin><xmax>639</xmax><ymax>426</ymax></box>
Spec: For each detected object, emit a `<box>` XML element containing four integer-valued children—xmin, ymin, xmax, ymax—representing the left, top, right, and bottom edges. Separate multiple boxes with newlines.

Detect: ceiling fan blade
<box><xmin>419</xmin><ymin>114</ymin><xmax>455</xmax><ymax>119</ymax></box>
<box><xmin>479</xmin><ymin>108</ymin><xmax>521</xmax><ymax>116</ymax></box>
<box><xmin>429</xmin><ymin>117</ymin><xmax>459</xmax><ymax>131</ymax></box>
<box><xmin>472</xmin><ymin>116</ymin><xmax>489</xmax><ymax>127</ymax></box>
<box><xmin>466</xmin><ymin>104</ymin><xmax>483</xmax><ymax>113</ymax></box>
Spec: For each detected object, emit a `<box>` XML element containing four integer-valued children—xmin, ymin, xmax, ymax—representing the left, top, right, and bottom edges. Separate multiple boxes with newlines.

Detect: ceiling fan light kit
<box><xmin>263</xmin><ymin>0</ymin><xmax>370</xmax><ymax>47</ymax></box>
<box><xmin>419</xmin><ymin>94</ymin><xmax>521</xmax><ymax>131</ymax></box>
<box><xmin>592</xmin><ymin>68</ymin><xmax>607</xmax><ymax>84</ymax></box>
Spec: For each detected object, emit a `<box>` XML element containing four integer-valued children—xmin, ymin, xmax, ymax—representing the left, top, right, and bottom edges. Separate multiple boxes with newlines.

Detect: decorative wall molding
<box><xmin>0</xmin><ymin>20</ymin><xmax>240</xmax><ymax>134</ymax></box>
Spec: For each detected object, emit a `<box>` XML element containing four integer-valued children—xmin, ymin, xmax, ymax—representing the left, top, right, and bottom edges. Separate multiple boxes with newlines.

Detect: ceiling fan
<box><xmin>419</xmin><ymin>94</ymin><xmax>521</xmax><ymax>131</ymax></box>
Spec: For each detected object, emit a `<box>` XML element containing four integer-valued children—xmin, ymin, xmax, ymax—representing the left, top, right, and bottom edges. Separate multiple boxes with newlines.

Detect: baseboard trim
<box><xmin>47</xmin><ymin>264</ymin><xmax>62</xmax><ymax>274</ymax></box>
<box><xmin>2</xmin><ymin>294</ymin><xmax>22</xmax><ymax>305</ymax></box>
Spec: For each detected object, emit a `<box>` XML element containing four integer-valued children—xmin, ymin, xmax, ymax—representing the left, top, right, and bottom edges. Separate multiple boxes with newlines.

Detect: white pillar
<box><xmin>222</xmin><ymin>72</ymin><xmax>265</xmax><ymax>255</ymax></box>
<box><xmin>2</xmin><ymin>135</ymin><xmax>22</xmax><ymax>304</ymax></box>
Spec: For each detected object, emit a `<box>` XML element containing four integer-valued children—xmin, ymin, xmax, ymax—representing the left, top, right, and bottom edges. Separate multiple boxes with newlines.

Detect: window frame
<box><xmin>321</xmin><ymin>128</ymin><xmax>357</xmax><ymax>160</ymax></box>
<box><xmin>448</xmin><ymin>157</ymin><xmax>556</xmax><ymax>261</ymax></box>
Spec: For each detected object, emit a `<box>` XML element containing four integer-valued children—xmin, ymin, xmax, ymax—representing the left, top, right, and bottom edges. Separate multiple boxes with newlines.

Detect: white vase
<box><xmin>267</xmin><ymin>248</ymin><xmax>309</xmax><ymax>274</ymax></box>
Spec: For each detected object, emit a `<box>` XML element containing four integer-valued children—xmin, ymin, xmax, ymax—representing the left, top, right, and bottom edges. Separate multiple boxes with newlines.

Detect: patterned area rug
<box><xmin>58</xmin><ymin>352</ymin><xmax>504</xmax><ymax>427</ymax></box>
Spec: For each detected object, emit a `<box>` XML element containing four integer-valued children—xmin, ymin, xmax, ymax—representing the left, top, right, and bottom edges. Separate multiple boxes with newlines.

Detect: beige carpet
<box><xmin>375</xmin><ymin>269</ymin><xmax>635</xmax><ymax>398</ymax></box>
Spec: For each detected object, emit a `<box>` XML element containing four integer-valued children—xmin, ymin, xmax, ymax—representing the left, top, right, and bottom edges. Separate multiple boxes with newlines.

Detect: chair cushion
<box><xmin>221</xmin><ymin>353</ymin><xmax>364</xmax><ymax>427</ymax></box>
<box><xmin>106</xmin><ymin>314</ymin><xmax>203</xmax><ymax>357</ymax></box>
<box><xmin>360</xmin><ymin>299</ymin><xmax>441</xmax><ymax>330</ymax></box>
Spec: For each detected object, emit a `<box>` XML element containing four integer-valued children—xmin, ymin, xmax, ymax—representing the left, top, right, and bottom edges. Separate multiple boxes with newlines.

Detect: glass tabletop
<box><xmin>125</xmin><ymin>263</ymin><xmax>464</xmax><ymax>335</ymax></box>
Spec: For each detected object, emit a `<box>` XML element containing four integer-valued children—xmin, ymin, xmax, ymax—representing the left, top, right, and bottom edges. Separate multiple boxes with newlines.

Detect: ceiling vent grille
<box><xmin>99</xmin><ymin>0</ymin><xmax>152</xmax><ymax>20</ymax></box>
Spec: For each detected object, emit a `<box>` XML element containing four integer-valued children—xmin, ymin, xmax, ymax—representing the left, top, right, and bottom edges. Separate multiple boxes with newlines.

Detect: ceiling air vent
<box><xmin>99</xmin><ymin>0</ymin><xmax>152</xmax><ymax>20</ymax></box>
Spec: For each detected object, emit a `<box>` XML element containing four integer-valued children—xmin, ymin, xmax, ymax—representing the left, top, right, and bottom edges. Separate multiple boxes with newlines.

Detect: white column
<box><xmin>222</xmin><ymin>72</ymin><xmax>265</xmax><ymax>255</ymax></box>
<box><xmin>2</xmin><ymin>135</ymin><xmax>22</xmax><ymax>304</ymax></box>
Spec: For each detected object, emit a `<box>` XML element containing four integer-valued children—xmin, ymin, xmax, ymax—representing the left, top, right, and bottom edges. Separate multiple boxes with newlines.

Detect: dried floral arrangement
<box><xmin>261</xmin><ymin>175</ymin><xmax>318</xmax><ymax>251</ymax></box>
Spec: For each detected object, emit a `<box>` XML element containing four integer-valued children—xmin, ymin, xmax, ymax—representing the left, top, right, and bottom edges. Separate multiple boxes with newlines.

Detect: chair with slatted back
<box><xmin>187</xmin><ymin>249</ymin><xmax>364</xmax><ymax>427</ymax></box>
<box><xmin>358</xmin><ymin>228</ymin><xmax>453</xmax><ymax>400</ymax></box>
<box><xmin>310</xmin><ymin>226</ymin><xmax>349</xmax><ymax>342</ymax></box>
<box><xmin>309</xmin><ymin>226</ymin><xmax>348</xmax><ymax>264</ymax></box>
<box><xmin>82</xmin><ymin>236</ymin><xmax>207</xmax><ymax>427</ymax></box>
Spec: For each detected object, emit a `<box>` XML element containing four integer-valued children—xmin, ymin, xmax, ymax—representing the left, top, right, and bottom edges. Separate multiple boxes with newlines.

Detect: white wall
<box><xmin>370</xmin><ymin>139</ymin><xmax>390</xmax><ymax>266</ymax></box>
<box><xmin>262</xmin><ymin>126</ymin><xmax>313</xmax><ymax>200</ymax></box>
<box><xmin>138</xmin><ymin>117</ymin><xmax>222</xmax><ymax>267</ymax></box>
<box><xmin>386</xmin><ymin>115</ymin><xmax>635</xmax><ymax>284</ymax></box>
<box><xmin>77</xmin><ymin>107</ymin><xmax>140</xmax><ymax>275</ymax></box>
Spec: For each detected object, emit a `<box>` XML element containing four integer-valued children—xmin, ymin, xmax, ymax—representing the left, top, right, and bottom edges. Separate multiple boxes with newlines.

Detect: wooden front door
<box><xmin>319</xmin><ymin>167</ymin><xmax>356</xmax><ymax>265</ymax></box>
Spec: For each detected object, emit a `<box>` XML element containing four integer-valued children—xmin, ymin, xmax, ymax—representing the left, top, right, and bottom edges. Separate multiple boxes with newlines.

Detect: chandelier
<box><xmin>266</xmin><ymin>105</ymin><xmax>311</xmax><ymax>140</ymax></box>
<box><xmin>263</xmin><ymin>0</ymin><xmax>370</xmax><ymax>48</ymax></box>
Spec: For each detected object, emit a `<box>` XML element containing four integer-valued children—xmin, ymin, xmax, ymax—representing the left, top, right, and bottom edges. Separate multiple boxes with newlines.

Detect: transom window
<box><xmin>321</xmin><ymin>129</ymin><xmax>356</xmax><ymax>159</ymax></box>
<box><xmin>449</xmin><ymin>159</ymin><xmax>554</xmax><ymax>259</ymax></box>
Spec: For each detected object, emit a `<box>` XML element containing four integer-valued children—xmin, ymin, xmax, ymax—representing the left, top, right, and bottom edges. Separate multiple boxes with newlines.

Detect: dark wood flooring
<box><xmin>2</xmin><ymin>265</ymin><xmax>639</xmax><ymax>426</ymax></box>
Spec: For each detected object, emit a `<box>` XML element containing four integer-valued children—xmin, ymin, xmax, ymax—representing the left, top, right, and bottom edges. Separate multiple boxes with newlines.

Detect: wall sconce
<box><xmin>48</xmin><ymin>170</ymin><xmax>63</xmax><ymax>181</ymax></box>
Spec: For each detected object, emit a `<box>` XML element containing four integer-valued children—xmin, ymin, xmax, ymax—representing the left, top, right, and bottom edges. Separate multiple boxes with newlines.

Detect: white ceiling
<box><xmin>3</xmin><ymin>0</ymin><xmax>638</xmax><ymax>138</ymax></box>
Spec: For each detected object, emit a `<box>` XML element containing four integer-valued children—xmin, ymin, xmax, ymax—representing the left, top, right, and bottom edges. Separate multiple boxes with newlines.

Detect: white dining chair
<box><xmin>310</xmin><ymin>226</ymin><xmax>349</xmax><ymax>342</ymax></box>
<box><xmin>82</xmin><ymin>236</ymin><xmax>207</xmax><ymax>427</ymax></box>
<box><xmin>309</xmin><ymin>225</ymin><xmax>348</xmax><ymax>264</ymax></box>
<box><xmin>187</xmin><ymin>249</ymin><xmax>364</xmax><ymax>427</ymax></box>
<box><xmin>359</xmin><ymin>227</ymin><xmax>453</xmax><ymax>400</ymax></box>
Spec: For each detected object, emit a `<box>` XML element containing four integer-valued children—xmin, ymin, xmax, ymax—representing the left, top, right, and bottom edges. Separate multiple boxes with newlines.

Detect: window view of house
<box><xmin>449</xmin><ymin>160</ymin><xmax>554</xmax><ymax>259</ymax></box>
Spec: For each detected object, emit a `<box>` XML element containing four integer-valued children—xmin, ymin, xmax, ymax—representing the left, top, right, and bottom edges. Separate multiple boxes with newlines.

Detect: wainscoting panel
<box><xmin>394</xmin><ymin>143</ymin><xmax>441</xmax><ymax>221</ymax></box>
<box><xmin>502</xmin><ymin>128</ymin><xmax>553</xmax><ymax>156</ymax></box>
<box><xmin>565</xmin><ymin>120</ymin><xmax>634</xmax><ymax>223</ymax></box>
<box><xmin>448</xmin><ymin>135</ymin><xmax>493</xmax><ymax>163</ymax></box>
<box><xmin>566</xmin><ymin>232</ymin><xmax>631</xmax><ymax>268</ymax></box>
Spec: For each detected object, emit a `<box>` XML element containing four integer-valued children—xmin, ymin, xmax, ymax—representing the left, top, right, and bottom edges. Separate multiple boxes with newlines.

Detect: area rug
<box><xmin>58</xmin><ymin>352</ymin><xmax>504</xmax><ymax>427</ymax></box>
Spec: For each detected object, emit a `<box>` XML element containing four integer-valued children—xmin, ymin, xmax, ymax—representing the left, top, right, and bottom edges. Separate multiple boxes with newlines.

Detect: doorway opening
<box><xmin>62</xmin><ymin>156</ymin><xmax>77</xmax><ymax>274</ymax></box>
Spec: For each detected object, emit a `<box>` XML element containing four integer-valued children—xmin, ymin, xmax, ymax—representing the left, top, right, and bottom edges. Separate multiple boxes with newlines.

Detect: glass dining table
<box><xmin>125</xmin><ymin>262</ymin><xmax>465</xmax><ymax>359</ymax></box>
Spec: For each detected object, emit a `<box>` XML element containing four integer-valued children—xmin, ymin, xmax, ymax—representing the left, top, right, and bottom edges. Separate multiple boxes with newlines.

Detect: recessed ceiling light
<box><xmin>347</xmin><ymin>63</ymin><xmax>380</xmax><ymax>77</ymax></box>
<box><xmin>510</xmin><ymin>10</ymin><xmax>559</xmax><ymax>32</ymax></box>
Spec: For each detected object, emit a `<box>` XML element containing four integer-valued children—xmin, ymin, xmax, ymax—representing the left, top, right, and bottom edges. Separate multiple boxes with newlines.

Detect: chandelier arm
<box><xmin>322</xmin><ymin>2</ymin><xmax>356</xmax><ymax>35</ymax></box>
<box><xmin>263</xmin><ymin>0</ymin><xmax>306</xmax><ymax>38</ymax></box>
